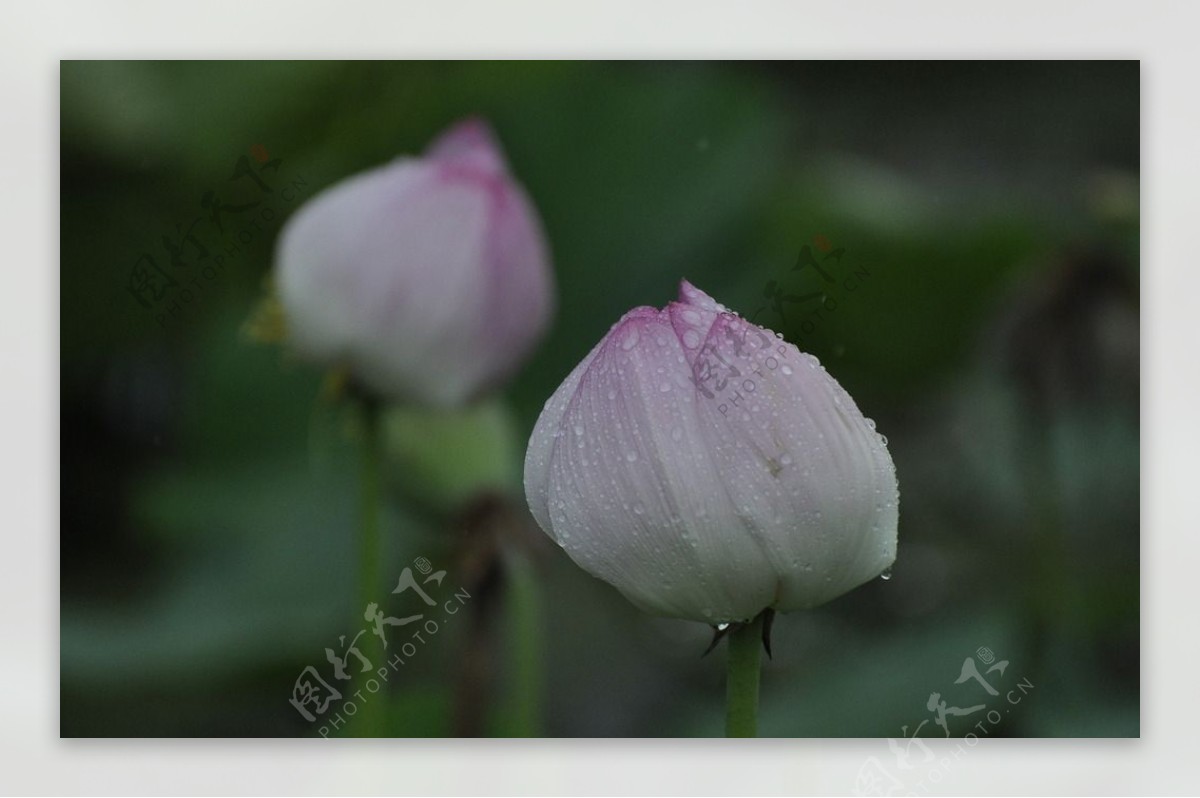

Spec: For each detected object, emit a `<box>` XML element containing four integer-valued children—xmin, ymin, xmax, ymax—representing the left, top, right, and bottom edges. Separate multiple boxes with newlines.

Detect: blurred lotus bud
<box><xmin>275</xmin><ymin>118</ymin><xmax>554</xmax><ymax>405</ymax></box>
<box><xmin>523</xmin><ymin>281</ymin><xmax>898</xmax><ymax>623</ymax></box>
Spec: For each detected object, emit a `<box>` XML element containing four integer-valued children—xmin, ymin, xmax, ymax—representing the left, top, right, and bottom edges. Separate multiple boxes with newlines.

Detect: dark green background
<box><xmin>60</xmin><ymin>61</ymin><xmax>1139</xmax><ymax>737</ymax></box>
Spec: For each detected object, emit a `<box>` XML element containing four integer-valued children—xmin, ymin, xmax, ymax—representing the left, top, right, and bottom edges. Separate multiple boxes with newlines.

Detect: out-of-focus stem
<box><xmin>358</xmin><ymin>396</ymin><xmax>383</xmax><ymax>737</ymax></box>
<box><xmin>503</xmin><ymin>544</ymin><xmax>543</xmax><ymax>737</ymax></box>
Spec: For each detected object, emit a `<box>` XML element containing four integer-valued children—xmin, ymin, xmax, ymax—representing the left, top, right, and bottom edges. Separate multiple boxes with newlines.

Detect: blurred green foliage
<box><xmin>60</xmin><ymin>61</ymin><xmax>1138</xmax><ymax>737</ymax></box>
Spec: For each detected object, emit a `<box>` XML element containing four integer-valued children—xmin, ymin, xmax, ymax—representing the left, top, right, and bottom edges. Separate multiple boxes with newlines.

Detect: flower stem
<box><xmin>725</xmin><ymin>612</ymin><xmax>765</xmax><ymax>737</ymax></box>
<box><xmin>503</xmin><ymin>544</ymin><xmax>543</xmax><ymax>737</ymax></box>
<box><xmin>358</xmin><ymin>396</ymin><xmax>383</xmax><ymax>737</ymax></box>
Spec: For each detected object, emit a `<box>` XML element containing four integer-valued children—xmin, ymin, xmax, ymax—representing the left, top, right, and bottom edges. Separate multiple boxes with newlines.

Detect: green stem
<box><xmin>358</xmin><ymin>397</ymin><xmax>383</xmax><ymax>737</ymax></box>
<box><xmin>503</xmin><ymin>545</ymin><xmax>543</xmax><ymax>737</ymax></box>
<box><xmin>725</xmin><ymin>612</ymin><xmax>765</xmax><ymax>737</ymax></box>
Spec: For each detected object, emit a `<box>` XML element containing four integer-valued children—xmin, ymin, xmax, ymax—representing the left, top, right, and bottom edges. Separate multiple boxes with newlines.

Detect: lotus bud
<box><xmin>275</xmin><ymin>117</ymin><xmax>554</xmax><ymax>406</ymax></box>
<box><xmin>523</xmin><ymin>281</ymin><xmax>898</xmax><ymax>623</ymax></box>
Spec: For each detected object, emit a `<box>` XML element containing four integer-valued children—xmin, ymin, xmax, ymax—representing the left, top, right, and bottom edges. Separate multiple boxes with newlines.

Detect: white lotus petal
<box><xmin>275</xmin><ymin>118</ymin><xmax>554</xmax><ymax>406</ymax></box>
<box><xmin>523</xmin><ymin>281</ymin><xmax>899</xmax><ymax>622</ymax></box>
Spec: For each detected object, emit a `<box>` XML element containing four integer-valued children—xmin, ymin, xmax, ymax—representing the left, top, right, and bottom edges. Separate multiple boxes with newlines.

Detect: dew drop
<box><xmin>659</xmin><ymin>381</ymin><xmax>672</xmax><ymax>393</ymax></box>
<box><xmin>626</xmin><ymin>451</ymin><xmax>639</xmax><ymax>462</ymax></box>
<box><xmin>621</xmin><ymin>329</ymin><xmax>640</xmax><ymax>350</ymax></box>
<box><xmin>716</xmin><ymin>622</ymin><xmax>730</xmax><ymax>631</ymax></box>
<box><xmin>780</xmin><ymin>453</ymin><xmax>793</xmax><ymax>466</ymax></box>
<box><xmin>671</xmin><ymin>426</ymin><xmax>683</xmax><ymax>442</ymax></box>
<box><xmin>682</xmin><ymin>329</ymin><xmax>702</xmax><ymax>349</ymax></box>
<box><xmin>781</xmin><ymin>364</ymin><xmax>794</xmax><ymax>376</ymax></box>
<box><xmin>573</xmin><ymin>424</ymin><xmax>584</xmax><ymax>436</ymax></box>
<box><xmin>681</xmin><ymin>309</ymin><xmax>701</xmax><ymax>325</ymax></box>
<box><xmin>880</xmin><ymin>567</ymin><xmax>893</xmax><ymax>581</ymax></box>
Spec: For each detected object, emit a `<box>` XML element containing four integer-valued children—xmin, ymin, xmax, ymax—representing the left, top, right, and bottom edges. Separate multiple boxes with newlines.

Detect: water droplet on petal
<box><xmin>880</xmin><ymin>567</ymin><xmax>893</xmax><ymax>581</ymax></box>
<box><xmin>781</xmin><ymin>364</ymin><xmax>794</xmax><ymax>375</ymax></box>
<box><xmin>621</xmin><ymin>329</ymin><xmax>640</xmax><ymax>350</ymax></box>
<box><xmin>626</xmin><ymin>451</ymin><xmax>639</xmax><ymax>462</ymax></box>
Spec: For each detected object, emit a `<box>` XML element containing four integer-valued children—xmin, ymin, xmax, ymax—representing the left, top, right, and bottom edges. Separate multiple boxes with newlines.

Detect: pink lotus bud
<box><xmin>524</xmin><ymin>281</ymin><xmax>898</xmax><ymax>623</ymax></box>
<box><xmin>275</xmin><ymin>118</ymin><xmax>554</xmax><ymax>406</ymax></box>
